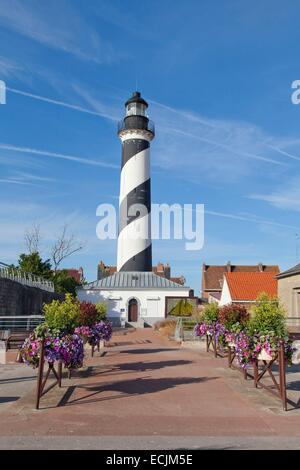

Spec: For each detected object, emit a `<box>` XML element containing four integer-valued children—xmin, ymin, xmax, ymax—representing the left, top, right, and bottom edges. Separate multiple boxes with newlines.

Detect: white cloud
<box><xmin>0</xmin><ymin>178</ymin><xmax>35</xmax><ymax>186</ymax></box>
<box><xmin>249</xmin><ymin>178</ymin><xmax>300</xmax><ymax>212</ymax></box>
<box><xmin>149</xmin><ymin>100</ymin><xmax>290</xmax><ymax>182</ymax></box>
<box><xmin>0</xmin><ymin>0</ymin><xmax>123</xmax><ymax>64</ymax></box>
<box><xmin>205</xmin><ymin>209</ymin><xmax>300</xmax><ymax>230</ymax></box>
<box><xmin>5</xmin><ymin>83</ymin><xmax>300</xmax><ymax>184</ymax></box>
<box><xmin>0</xmin><ymin>56</ymin><xmax>22</xmax><ymax>79</ymax></box>
<box><xmin>7</xmin><ymin>87</ymin><xmax>115</xmax><ymax>119</ymax></box>
<box><xmin>0</xmin><ymin>143</ymin><xmax>119</xmax><ymax>169</ymax></box>
<box><xmin>71</xmin><ymin>84</ymin><xmax>120</xmax><ymax>121</ymax></box>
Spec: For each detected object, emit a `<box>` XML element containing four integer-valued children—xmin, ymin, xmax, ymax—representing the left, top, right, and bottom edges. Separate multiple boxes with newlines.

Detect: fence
<box><xmin>0</xmin><ymin>266</ymin><xmax>54</xmax><ymax>293</ymax></box>
<box><xmin>0</xmin><ymin>315</ymin><xmax>44</xmax><ymax>332</ymax></box>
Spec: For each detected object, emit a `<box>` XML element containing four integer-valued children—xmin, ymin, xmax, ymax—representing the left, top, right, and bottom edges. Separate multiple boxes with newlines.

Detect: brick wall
<box><xmin>0</xmin><ymin>278</ymin><xmax>64</xmax><ymax>316</ymax></box>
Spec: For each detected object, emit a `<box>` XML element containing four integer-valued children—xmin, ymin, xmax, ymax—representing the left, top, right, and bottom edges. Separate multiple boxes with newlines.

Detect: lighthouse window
<box><xmin>126</xmin><ymin>103</ymin><xmax>146</xmax><ymax>117</ymax></box>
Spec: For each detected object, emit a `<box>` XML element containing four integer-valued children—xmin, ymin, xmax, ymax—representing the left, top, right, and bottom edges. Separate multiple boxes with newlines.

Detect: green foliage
<box><xmin>34</xmin><ymin>322</ymin><xmax>51</xmax><ymax>339</ymax></box>
<box><xmin>52</xmin><ymin>270</ymin><xmax>80</xmax><ymax>295</ymax></box>
<box><xmin>18</xmin><ymin>252</ymin><xmax>52</xmax><ymax>278</ymax></box>
<box><xmin>95</xmin><ymin>302</ymin><xmax>107</xmax><ymax>320</ymax></box>
<box><xmin>201</xmin><ymin>302</ymin><xmax>219</xmax><ymax>324</ymax></box>
<box><xmin>248</xmin><ymin>292</ymin><xmax>287</xmax><ymax>338</ymax></box>
<box><xmin>169</xmin><ymin>299</ymin><xmax>193</xmax><ymax>317</ymax></box>
<box><xmin>43</xmin><ymin>293</ymin><xmax>80</xmax><ymax>334</ymax></box>
<box><xmin>16</xmin><ymin>251</ymin><xmax>81</xmax><ymax>295</ymax></box>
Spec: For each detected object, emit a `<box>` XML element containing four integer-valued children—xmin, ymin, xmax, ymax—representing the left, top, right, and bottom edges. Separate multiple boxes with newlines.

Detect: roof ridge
<box><xmin>83</xmin><ymin>271</ymin><xmax>188</xmax><ymax>289</ymax></box>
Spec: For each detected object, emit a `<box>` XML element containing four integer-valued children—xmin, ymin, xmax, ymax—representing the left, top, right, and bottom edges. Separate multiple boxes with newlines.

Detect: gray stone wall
<box><xmin>0</xmin><ymin>278</ymin><xmax>64</xmax><ymax>316</ymax></box>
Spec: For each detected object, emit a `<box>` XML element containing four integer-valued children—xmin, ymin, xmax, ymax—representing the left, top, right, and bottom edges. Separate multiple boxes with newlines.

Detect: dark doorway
<box><xmin>128</xmin><ymin>298</ymin><xmax>138</xmax><ymax>322</ymax></box>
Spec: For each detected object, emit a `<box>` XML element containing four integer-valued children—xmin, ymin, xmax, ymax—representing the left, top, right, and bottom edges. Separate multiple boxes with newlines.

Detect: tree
<box><xmin>24</xmin><ymin>224</ymin><xmax>41</xmax><ymax>254</ymax></box>
<box><xmin>52</xmin><ymin>270</ymin><xmax>80</xmax><ymax>296</ymax></box>
<box><xmin>248</xmin><ymin>292</ymin><xmax>287</xmax><ymax>338</ymax></box>
<box><xmin>51</xmin><ymin>224</ymin><xmax>83</xmax><ymax>271</ymax></box>
<box><xmin>18</xmin><ymin>252</ymin><xmax>52</xmax><ymax>278</ymax></box>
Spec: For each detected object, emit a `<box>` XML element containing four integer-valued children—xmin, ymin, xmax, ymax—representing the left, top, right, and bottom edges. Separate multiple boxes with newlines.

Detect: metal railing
<box><xmin>117</xmin><ymin>117</ymin><xmax>155</xmax><ymax>135</ymax></box>
<box><xmin>0</xmin><ymin>315</ymin><xmax>44</xmax><ymax>332</ymax></box>
<box><xmin>174</xmin><ymin>317</ymin><xmax>198</xmax><ymax>341</ymax></box>
<box><xmin>0</xmin><ymin>266</ymin><xmax>54</xmax><ymax>292</ymax></box>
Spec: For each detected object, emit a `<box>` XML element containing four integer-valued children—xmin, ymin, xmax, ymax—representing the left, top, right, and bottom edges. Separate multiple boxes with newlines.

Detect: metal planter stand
<box><xmin>206</xmin><ymin>332</ymin><xmax>217</xmax><ymax>358</ymax></box>
<box><xmin>228</xmin><ymin>345</ymin><xmax>248</xmax><ymax>380</ymax></box>
<box><xmin>207</xmin><ymin>333</ymin><xmax>288</xmax><ymax>411</ymax></box>
<box><xmin>91</xmin><ymin>342</ymin><xmax>100</xmax><ymax>358</ymax></box>
<box><xmin>35</xmin><ymin>339</ymin><xmax>63</xmax><ymax>410</ymax></box>
<box><xmin>206</xmin><ymin>330</ymin><xmax>227</xmax><ymax>359</ymax></box>
<box><xmin>253</xmin><ymin>340</ymin><xmax>287</xmax><ymax>411</ymax></box>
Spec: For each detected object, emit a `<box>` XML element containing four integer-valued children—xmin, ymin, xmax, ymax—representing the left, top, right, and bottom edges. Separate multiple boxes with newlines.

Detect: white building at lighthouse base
<box><xmin>77</xmin><ymin>271</ymin><xmax>191</xmax><ymax>327</ymax></box>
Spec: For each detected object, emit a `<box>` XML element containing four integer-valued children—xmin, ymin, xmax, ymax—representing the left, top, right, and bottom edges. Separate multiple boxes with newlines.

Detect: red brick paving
<box><xmin>0</xmin><ymin>328</ymin><xmax>300</xmax><ymax>438</ymax></box>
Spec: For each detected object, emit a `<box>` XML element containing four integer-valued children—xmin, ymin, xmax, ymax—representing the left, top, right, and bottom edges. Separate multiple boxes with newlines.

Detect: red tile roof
<box><xmin>170</xmin><ymin>276</ymin><xmax>185</xmax><ymax>286</ymax></box>
<box><xmin>225</xmin><ymin>272</ymin><xmax>278</xmax><ymax>301</ymax></box>
<box><xmin>202</xmin><ymin>263</ymin><xmax>280</xmax><ymax>295</ymax></box>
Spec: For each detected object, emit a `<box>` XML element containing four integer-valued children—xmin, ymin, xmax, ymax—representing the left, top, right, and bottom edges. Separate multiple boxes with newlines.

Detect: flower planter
<box><xmin>257</xmin><ymin>348</ymin><xmax>273</xmax><ymax>361</ymax></box>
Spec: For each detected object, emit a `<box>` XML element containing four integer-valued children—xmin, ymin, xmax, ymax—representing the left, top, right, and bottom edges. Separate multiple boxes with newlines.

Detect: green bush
<box><xmin>95</xmin><ymin>302</ymin><xmax>107</xmax><ymax>320</ymax></box>
<box><xmin>201</xmin><ymin>303</ymin><xmax>219</xmax><ymax>324</ymax></box>
<box><xmin>43</xmin><ymin>293</ymin><xmax>80</xmax><ymax>334</ymax></box>
<box><xmin>248</xmin><ymin>292</ymin><xmax>287</xmax><ymax>338</ymax></box>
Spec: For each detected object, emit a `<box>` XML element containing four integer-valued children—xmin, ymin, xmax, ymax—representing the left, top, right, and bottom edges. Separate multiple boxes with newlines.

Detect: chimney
<box><xmin>157</xmin><ymin>262</ymin><xmax>164</xmax><ymax>273</ymax></box>
<box><xmin>258</xmin><ymin>262</ymin><xmax>263</xmax><ymax>272</ymax></box>
<box><xmin>97</xmin><ymin>261</ymin><xmax>106</xmax><ymax>280</ymax></box>
<box><xmin>226</xmin><ymin>261</ymin><xmax>231</xmax><ymax>272</ymax></box>
<box><xmin>165</xmin><ymin>263</ymin><xmax>171</xmax><ymax>279</ymax></box>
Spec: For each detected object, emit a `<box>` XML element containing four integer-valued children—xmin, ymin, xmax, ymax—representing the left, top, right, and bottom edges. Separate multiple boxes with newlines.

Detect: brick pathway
<box><xmin>0</xmin><ymin>328</ymin><xmax>300</xmax><ymax>448</ymax></box>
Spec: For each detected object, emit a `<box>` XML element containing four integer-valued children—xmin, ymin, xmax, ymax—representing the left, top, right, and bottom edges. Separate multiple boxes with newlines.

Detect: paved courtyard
<box><xmin>1</xmin><ymin>328</ymin><xmax>300</xmax><ymax>449</ymax></box>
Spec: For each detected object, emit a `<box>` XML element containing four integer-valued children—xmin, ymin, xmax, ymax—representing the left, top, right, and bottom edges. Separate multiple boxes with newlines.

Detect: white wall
<box><xmin>219</xmin><ymin>278</ymin><xmax>232</xmax><ymax>306</ymax></box>
<box><xmin>77</xmin><ymin>287</ymin><xmax>190</xmax><ymax>325</ymax></box>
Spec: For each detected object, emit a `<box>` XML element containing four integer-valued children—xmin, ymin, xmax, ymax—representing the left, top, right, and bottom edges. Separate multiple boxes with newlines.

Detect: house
<box><xmin>219</xmin><ymin>272</ymin><xmax>278</xmax><ymax>307</ymax></box>
<box><xmin>201</xmin><ymin>262</ymin><xmax>279</xmax><ymax>300</ymax></box>
<box><xmin>97</xmin><ymin>261</ymin><xmax>186</xmax><ymax>286</ymax></box>
<box><xmin>78</xmin><ymin>271</ymin><xmax>191</xmax><ymax>327</ymax></box>
<box><xmin>277</xmin><ymin>263</ymin><xmax>300</xmax><ymax>321</ymax></box>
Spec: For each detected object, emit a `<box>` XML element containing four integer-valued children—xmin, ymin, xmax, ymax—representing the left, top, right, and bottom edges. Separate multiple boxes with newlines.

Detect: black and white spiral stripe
<box><xmin>117</xmin><ymin>137</ymin><xmax>152</xmax><ymax>272</ymax></box>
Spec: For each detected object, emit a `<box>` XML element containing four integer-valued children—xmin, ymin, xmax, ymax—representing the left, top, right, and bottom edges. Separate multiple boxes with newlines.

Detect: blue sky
<box><xmin>1</xmin><ymin>0</ymin><xmax>300</xmax><ymax>293</ymax></box>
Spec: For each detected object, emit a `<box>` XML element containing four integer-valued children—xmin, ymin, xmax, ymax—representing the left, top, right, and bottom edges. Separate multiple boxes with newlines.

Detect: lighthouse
<box><xmin>117</xmin><ymin>91</ymin><xmax>155</xmax><ymax>272</ymax></box>
<box><xmin>77</xmin><ymin>90</ymin><xmax>191</xmax><ymax>327</ymax></box>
